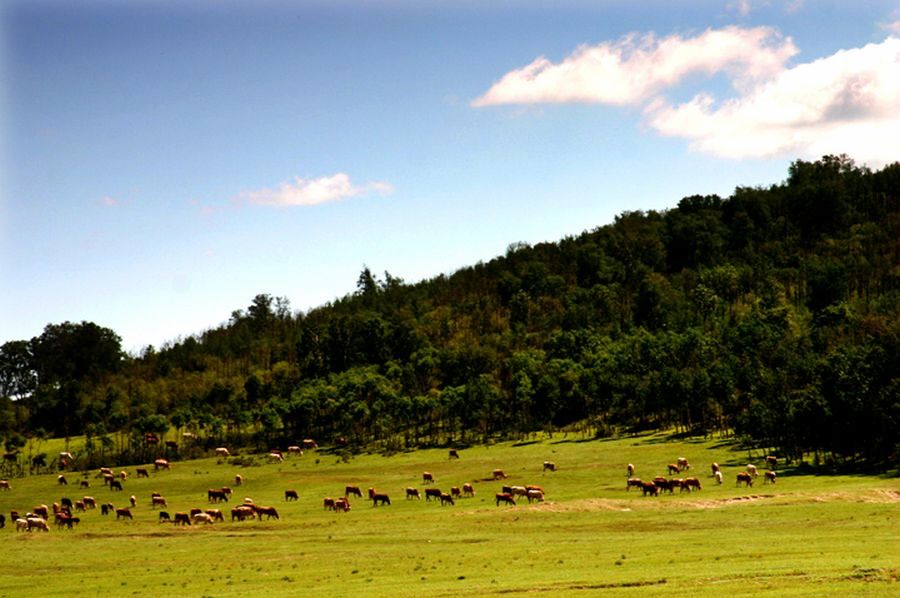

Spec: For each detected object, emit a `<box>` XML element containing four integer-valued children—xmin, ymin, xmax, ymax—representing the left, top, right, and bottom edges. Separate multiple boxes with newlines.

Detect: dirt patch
<box><xmin>804</xmin><ymin>489</ymin><xmax>900</xmax><ymax>504</ymax></box>
<box><xmin>523</xmin><ymin>499</ymin><xmax>634</xmax><ymax>513</ymax></box>
<box><xmin>690</xmin><ymin>494</ymin><xmax>776</xmax><ymax>509</ymax></box>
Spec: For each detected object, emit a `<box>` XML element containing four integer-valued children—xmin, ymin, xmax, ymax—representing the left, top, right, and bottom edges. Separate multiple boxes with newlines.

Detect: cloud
<box><xmin>881</xmin><ymin>20</ymin><xmax>900</xmax><ymax>34</ymax></box>
<box><xmin>241</xmin><ymin>173</ymin><xmax>394</xmax><ymax>207</ymax></box>
<box><xmin>471</xmin><ymin>26</ymin><xmax>797</xmax><ymax>107</ymax></box>
<box><xmin>729</xmin><ymin>0</ymin><xmax>752</xmax><ymax>17</ymax></box>
<box><xmin>98</xmin><ymin>195</ymin><xmax>119</xmax><ymax>207</ymax></box>
<box><xmin>646</xmin><ymin>37</ymin><xmax>900</xmax><ymax>165</ymax></box>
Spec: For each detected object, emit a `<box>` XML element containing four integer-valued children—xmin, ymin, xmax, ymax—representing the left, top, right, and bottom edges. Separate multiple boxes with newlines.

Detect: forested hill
<box><xmin>2</xmin><ymin>155</ymin><xmax>898</xmax><ymax>467</ymax></box>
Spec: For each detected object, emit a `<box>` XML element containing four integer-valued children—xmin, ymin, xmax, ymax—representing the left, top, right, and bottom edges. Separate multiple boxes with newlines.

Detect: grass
<box><xmin>0</xmin><ymin>431</ymin><xmax>896</xmax><ymax>596</ymax></box>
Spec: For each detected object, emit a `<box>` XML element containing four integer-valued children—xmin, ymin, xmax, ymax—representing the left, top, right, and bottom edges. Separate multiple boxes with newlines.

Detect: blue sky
<box><xmin>3</xmin><ymin>0</ymin><xmax>899</xmax><ymax>353</ymax></box>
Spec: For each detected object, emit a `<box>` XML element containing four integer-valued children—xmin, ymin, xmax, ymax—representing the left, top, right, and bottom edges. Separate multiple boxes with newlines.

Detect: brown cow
<box><xmin>711</xmin><ymin>462</ymin><xmax>720</xmax><ymax>475</ymax></box>
<box><xmin>80</xmin><ymin>480</ymin><xmax>89</xmax><ymax>488</ymax></box>
<box><xmin>371</xmin><ymin>493</ymin><xmax>391</xmax><ymax>506</ymax></box>
<box><xmin>58</xmin><ymin>475</ymin><xmax>67</xmax><ymax>485</ymax></box>
<box><xmin>119</xmin><ymin>470</ymin><xmax>128</xmax><ymax>481</ymax></box>
<box><xmin>345</xmin><ymin>485</ymin><xmax>362</xmax><ymax>498</ymax></box>
<box><xmin>334</xmin><ymin>497</ymin><xmax>351</xmax><ymax>512</ymax></box>
<box><xmin>492</xmin><ymin>469</ymin><xmax>507</xmax><ymax>480</ymax></box>
<box><xmin>462</xmin><ymin>483</ymin><xmax>475</xmax><ymax>497</ymax></box>
<box><xmin>0</xmin><ymin>480</ymin><xmax>10</xmax><ymax>490</ymax></box>
<box><xmin>736</xmin><ymin>472</ymin><xmax>753</xmax><ymax>487</ymax></box>
<box><xmin>626</xmin><ymin>477</ymin><xmax>643</xmax><ymax>491</ymax></box>
<box><xmin>284</xmin><ymin>489</ymin><xmax>299</xmax><ymax>501</ymax></box>
<box><xmin>764</xmin><ymin>471</ymin><xmax>777</xmax><ymax>484</ymax></box>
<box><xmin>641</xmin><ymin>482</ymin><xmax>660</xmax><ymax>496</ymax></box>
<box><xmin>173</xmin><ymin>512</ymin><xmax>191</xmax><ymax>526</ymax></box>
<box><xmin>96</xmin><ymin>502</ymin><xmax>105</xmax><ymax>515</ymax></box>
<box><xmin>136</xmin><ymin>468</ymin><xmax>149</xmax><ymax>478</ymax></box>
<box><xmin>234</xmin><ymin>474</ymin><xmax>243</xmax><ymax>486</ymax></box>
<box><xmin>208</xmin><ymin>489</ymin><xmax>229</xmax><ymax>503</ymax></box>
<box><xmin>158</xmin><ymin>511</ymin><xmax>171</xmax><ymax>522</ymax></box>
<box><xmin>667</xmin><ymin>464</ymin><xmax>680</xmax><ymax>475</ymax></box>
<box><xmin>439</xmin><ymin>493</ymin><xmax>454</xmax><ymax>506</ymax></box>
<box><xmin>103</xmin><ymin>473</ymin><xmax>114</xmax><ymax>486</ymax></box>
<box><xmin>33</xmin><ymin>505</ymin><xmax>49</xmax><ymax>519</ymax></box>
<box><xmin>231</xmin><ymin>506</ymin><xmax>254</xmax><ymax>521</ymax></box>
<box><xmin>681</xmin><ymin>477</ymin><xmax>702</xmax><ymax>492</ymax></box>
<box><xmin>152</xmin><ymin>496</ymin><xmax>168</xmax><ymax>508</ymax></box>
<box><xmin>205</xmin><ymin>509</ymin><xmax>225</xmax><ymax>522</ymax></box>
<box><xmin>254</xmin><ymin>505</ymin><xmax>279</xmax><ymax>520</ymax></box>
<box><xmin>627</xmin><ymin>463</ymin><xmax>635</xmax><ymax>477</ymax></box>
<box><xmin>301</xmin><ymin>439</ymin><xmax>318</xmax><ymax>450</ymax></box>
<box><xmin>221</xmin><ymin>486</ymin><xmax>233</xmax><ymax>497</ymax></box>
<box><xmin>323</xmin><ymin>497</ymin><xmax>336</xmax><ymax>511</ymax></box>
<box><xmin>405</xmin><ymin>487</ymin><xmax>420</xmax><ymax>500</ymax></box>
<box><xmin>109</xmin><ymin>480</ymin><xmax>123</xmax><ymax>491</ymax></box>
<box><xmin>527</xmin><ymin>489</ymin><xmax>544</xmax><ymax>503</ymax></box>
<box><xmin>424</xmin><ymin>488</ymin><xmax>442</xmax><ymax>502</ymax></box>
<box><xmin>27</xmin><ymin>517</ymin><xmax>49</xmax><ymax>532</ymax></box>
<box><xmin>677</xmin><ymin>457</ymin><xmax>690</xmax><ymax>471</ymax></box>
<box><xmin>448</xmin><ymin>449</ymin><xmax>459</xmax><ymax>459</ymax></box>
<box><xmin>115</xmin><ymin>507</ymin><xmax>133</xmax><ymax>520</ymax></box>
<box><xmin>495</xmin><ymin>492</ymin><xmax>516</xmax><ymax>506</ymax></box>
<box><xmin>746</xmin><ymin>464</ymin><xmax>759</xmax><ymax>477</ymax></box>
<box><xmin>83</xmin><ymin>496</ymin><xmax>96</xmax><ymax>509</ymax></box>
<box><xmin>450</xmin><ymin>486</ymin><xmax>461</xmax><ymax>499</ymax></box>
<box><xmin>543</xmin><ymin>461</ymin><xmax>556</xmax><ymax>472</ymax></box>
<box><xmin>129</xmin><ymin>494</ymin><xmax>137</xmax><ymax>507</ymax></box>
<box><xmin>287</xmin><ymin>446</ymin><xmax>302</xmax><ymax>455</ymax></box>
<box><xmin>422</xmin><ymin>472</ymin><xmax>434</xmax><ymax>484</ymax></box>
<box><xmin>766</xmin><ymin>456</ymin><xmax>778</xmax><ymax>469</ymax></box>
<box><xmin>154</xmin><ymin>458</ymin><xmax>170</xmax><ymax>471</ymax></box>
<box><xmin>192</xmin><ymin>513</ymin><xmax>214</xmax><ymax>525</ymax></box>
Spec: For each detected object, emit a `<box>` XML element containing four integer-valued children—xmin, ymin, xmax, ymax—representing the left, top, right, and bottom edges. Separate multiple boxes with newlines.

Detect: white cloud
<box><xmin>241</xmin><ymin>173</ymin><xmax>394</xmax><ymax>207</ymax></box>
<box><xmin>471</xmin><ymin>27</ymin><xmax>797</xmax><ymax>107</ymax></box>
<box><xmin>729</xmin><ymin>0</ymin><xmax>752</xmax><ymax>17</ymax></box>
<box><xmin>646</xmin><ymin>37</ymin><xmax>900</xmax><ymax>165</ymax></box>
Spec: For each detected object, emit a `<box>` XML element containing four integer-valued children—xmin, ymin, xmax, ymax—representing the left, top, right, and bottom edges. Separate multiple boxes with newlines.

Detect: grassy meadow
<box><xmin>0</xmin><ymin>432</ymin><xmax>896</xmax><ymax>597</ymax></box>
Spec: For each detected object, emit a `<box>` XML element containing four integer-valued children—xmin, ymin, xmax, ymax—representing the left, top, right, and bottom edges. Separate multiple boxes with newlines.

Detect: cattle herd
<box><xmin>0</xmin><ymin>444</ymin><xmax>782</xmax><ymax>534</ymax></box>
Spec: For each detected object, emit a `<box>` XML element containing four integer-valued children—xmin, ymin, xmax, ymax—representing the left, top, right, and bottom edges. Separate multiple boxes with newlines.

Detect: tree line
<box><xmin>1</xmin><ymin>155</ymin><xmax>897</xmax><ymax>469</ymax></box>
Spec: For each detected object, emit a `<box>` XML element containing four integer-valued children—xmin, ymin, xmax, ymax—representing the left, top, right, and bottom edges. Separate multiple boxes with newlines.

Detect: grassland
<box><xmin>0</xmin><ymin>432</ymin><xmax>896</xmax><ymax>597</ymax></box>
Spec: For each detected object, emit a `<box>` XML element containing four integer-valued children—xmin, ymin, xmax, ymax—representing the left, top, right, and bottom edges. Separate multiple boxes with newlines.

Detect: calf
<box><xmin>405</xmin><ymin>487</ymin><xmax>420</xmax><ymax>500</ymax></box>
<box><xmin>714</xmin><ymin>470</ymin><xmax>723</xmax><ymax>484</ymax></box>
<box><xmin>284</xmin><ymin>489</ymin><xmax>299</xmax><ymax>501</ymax></box>
<box><xmin>16</xmin><ymin>518</ymin><xmax>29</xmax><ymax>532</ymax></box>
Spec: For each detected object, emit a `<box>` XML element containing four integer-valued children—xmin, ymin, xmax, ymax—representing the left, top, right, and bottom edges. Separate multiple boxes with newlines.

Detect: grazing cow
<box><xmin>234</xmin><ymin>474</ymin><xmax>243</xmax><ymax>486</ymax></box>
<box><xmin>424</xmin><ymin>488</ymin><xmax>442</xmax><ymax>501</ymax></box>
<box><xmin>80</xmin><ymin>480</ymin><xmax>89</xmax><ymax>488</ymax></box>
<box><xmin>205</xmin><ymin>509</ymin><xmax>225</xmax><ymax>522</ymax></box>
<box><xmin>129</xmin><ymin>495</ymin><xmax>137</xmax><ymax>507</ymax></box>
<box><xmin>119</xmin><ymin>471</ymin><xmax>128</xmax><ymax>481</ymax></box>
<box><xmin>652</xmin><ymin>477</ymin><xmax>671</xmax><ymax>493</ymax></box>
<box><xmin>641</xmin><ymin>482</ymin><xmax>660</xmax><ymax>496</ymax></box>
<box><xmin>192</xmin><ymin>513</ymin><xmax>214</xmax><ymax>525</ymax></box>
<box><xmin>0</xmin><ymin>479</ymin><xmax>9</xmax><ymax>491</ymax></box>
<box><xmin>115</xmin><ymin>507</ymin><xmax>133</xmax><ymax>520</ymax></box>
<box><xmin>405</xmin><ymin>488</ymin><xmax>420</xmax><ymax>500</ymax></box>
<box><xmin>190</xmin><ymin>508</ymin><xmax>203</xmax><ymax>517</ymax></box>
<box><xmin>215</xmin><ymin>447</ymin><xmax>230</xmax><ymax>458</ymax></box>
<box><xmin>462</xmin><ymin>483</ymin><xmax>475</xmax><ymax>497</ymax></box>
<box><xmin>764</xmin><ymin>471</ymin><xmax>777</xmax><ymax>484</ymax></box>
<box><xmin>16</xmin><ymin>518</ymin><xmax>30</xmax><ymax>532</ymax></box>
<box><xmin>714</xmin><ymin>470</ymin><xmax>723</xmax><ymax>485</ymax></box>
<box><xmin>254</xmin><ymin>505</ymin><xmax>280</xmax><ymax>520</ymax></box>
<box><xmin>136</xmin><ymin>468</ymin><xmax>149</xmax><ymax>478</ymax></box>
<box><xmin>55</xmin><ymin>512</ymin><xmax>77</xmax><ymax>529</ymax></box>
<box><xmin>510</xmin><ymin>486</ymin><xmax>529</xmax><ymax>500</ymax></box>
<box><xmin>287</xmin><ymin>446</ymin><xmax>302</xmax><ymax>455</ymax></box>
<box><xmin>103</xmin><ymin>474</ymin><xmax>114</xmax><ymax>486</ymax></box>
<box><xmin>746</xmin><ymin>464</ymin><xmax>758</xmax><ymax>478</ymax></box>
<box><xmin>301</xmin><ymin>439</ymin><xmax>318</xmax><ymax>450</ymax></box>
<box><xmin>681</xmin><ymin>477</ymin><xmax>702</xmax><ymax>492</ymax></box>
<box><xmin>268</xmin><ymin>452</ymin><xmax>284</xmax><ymax>463</ymax></box>
<box><xmin>221</xmin><ymin>486</ymin><xmax>233</xmax><ymax>497</ymax></box>
<box><xmin>208</xmin><ymin>489</ymin><xmax>229</xmax><ymax>503</ymax></box>
<box><xmin>492</xmin><ymin>469</ymin><xmax>507</xmax><ymax>480</ymax></box>
<box><xmin>28</xmin><ymin>517</ymin><xmax>49</xmax><ymax>532</ymax></box>
<box><xmin>110</xmin><ymin>480</ymin><xmax>123</xmax><ymax>492</ymax></box>
<box><xmin>448</xmin><ymin>449</ymin><xmax>459</xmax><ymax>460</ymax></box>
<box><xmin>152</xmin><ymin>496</ymin><xmax>168</xmax><ymax>509</ymax></box>
<box><xmin>173</xmin><ymin>512</ymin><xmax>191</xmax><ymax>526</ymax></box>
<box><xmin>345</xmin><ymin>485</ymin><xmax>362</xmax><ymax>498</ymax></box>
<box><xmin>527</xmin><ymin>489</ymin><xmax>545</xmax><ymax>503</ymax></box>
<box><xmin>371</xmin><ymin>493</ymin><xmax>391</xmax><ymax>506</ymax></box>
<box><xmin>440</xmin><ymin>493</ymin><xmax>455</xmax><ymax>506</ymax></box>
<box><xmin>543</xmin><ymin>461</ymin><xmax>557</xmax><ymax>472</ymax></box>
<box><xmin>232</xmin><ymin>506</ymin><xmax>255</xmax><ymax>521</ymax></box>
<box><xmin>83</xmin><ymin>496</ymin><xmax>96</xmax><ymax>509</ymax></box>
<box><xmin>99</xmin><ymin>467</ymin><xmax>113</xmax><ymax>477</ymax></box>
<box><xmin>736</xmin><ymin>472</ymin><xmax>753</xmax><ymax>487</ymax></box>
<box><xmin>495</xmin><ymin>492</ymin><xmax>516</xmax><ymax>506</ymax></box>
<box><xmin>422</xmin><ymin>472</ymin><xmax>434</xmax><ymax>484</ymax></box>
<box><xmin>33</xmin><ymin>505</ymin><xmax>49</xmax><ymax>519</ymax></box>
<box><xmin>711</xmin><ymin>462</ymin><xmax>720</xmax><ymax>476</ymax></box>
<box><xmin>284</xmin><ymin>489</ymin><xmax>299</xmax><ymax>501</ymax></box>
<box><xmin>61</xmin><ymin>497</ymin><xmax>73</xmax><ymax>510</ymax></box>
<box><xmin>154</xmin><ymin>459</ymin><xmax>170</xmax><ymax>471</ymax></box>
<box><xmin>334</xmin><ymin>498</ymin><xmax>351</xmax><ymax>512</ymax></box>
<box><xmin>451</xmin><ymin>486</ymin><xmax>462</xmax><ymax>499</ymax></box>
<box><xmin>58</xmin><ymin>474</ymin><xmax>67</xmax><ymax>485</ymax></box>
<box><xmin>323</xmin><ymin>497</ymin><xmax>336</xmax><ymax>511</ymax></box>
<box><xmin>766</xmin><ymin>456</ymin><xmax>778</xmax><ymax>469</ymax></box>
<box><xmin>80</xmin><ymin>501</ymin><xmax>90</xmax><ymax>513</ymax></box>
<box><xmin>158</xmin><ymin>511</ymin><xmax>171</xmax><ymax>522</ymax></box>
<box><xmin>677</xmin><ymin>457</ymin><xmax>690</xmax><ymax>471</ymax></box>
<box><xmin>526</xmin><ymin>484</ymin><xmax>544</xmax><ymax>493</ymax></box>
<box><xmin>627</xmin><ymin>463</ymin><xmax>635</xmax><ymax>477</ymax></box>
<box><xmin>667</xmin><ymin>463</ymin><xmax>681</xmax><ymax>475</ymax></box>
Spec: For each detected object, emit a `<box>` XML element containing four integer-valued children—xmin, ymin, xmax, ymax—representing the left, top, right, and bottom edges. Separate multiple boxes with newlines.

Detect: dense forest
<box><xmin>1</xmin><ymin>156</ymin><xmax>898</xmax><ymax>470</ymax></box>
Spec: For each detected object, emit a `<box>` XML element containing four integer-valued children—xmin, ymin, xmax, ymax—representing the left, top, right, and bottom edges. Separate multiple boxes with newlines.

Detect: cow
<box><xmin>16</xmin><ymin>518</ymin><xmax>30</xmax><ymax>532</ymax></box>
<box><xmin>0</xmin><ymin>480</ymin><xmax>9</xmax><ymax>491</ymax></box>
<box><xmin>424</xmin><ymin>488</ymin><xmax>442</xmax><ymax>501</ymax></box>
<box><xmin>711</xmin><ymin>462</ymin><xmax>720</xmax><ymax>476</ymax></box>
<box><xmin>323</xmin><ymin>497</ymin><xmax>336</xmax><ymax>511</ymax></box>
<box><xmin>190</xmin><ymin>508</ymin><xmax>203</xmax><ymax>518</ymax></box>
<box><xmin>345</xmin><ymin>485</ymin><xmax>362</xmax><ymax>498</ymax></box>
<box><xmin>192</xmin><ymin>513</ymin><xmax>214</xmax><ymax>525</ymax></box>
<box><xmin>641</xmin><ymin>482</ymin><xmax>660</xmax><ymax>496</ymax></box>
<box><xmin>152</xmin><ymin>495</ymin><xmax>168</xmax><ymax>509</ymax></box>
<box><xmin>525</xmin><ymin>484</ymin><xmax>544</xmax><ymax>493</ymax></box>
<box><xmin>27</xmin><ymin>517</ymin><xmax>49</xmax><ymax>532</ymax></box>
<box><xmin>83</xmin><ymin>496</ymin><xmax>96</xmax><ymax>509</ymax></box>
<box><xmin>268</xmin><ymin>452</ymin><xmax>284</xmax><ymax>463</ymax></box>
<box><xmin>448</xmin><ymin>449</ymin><xmax>459</xmax><ymax>460</ymax></box>
<box><xmin>99</xmin><ymin>467</ymin><xmax>113</xmax><ymax>477</ymax></box>
<box><xmin>284</xmin><ymin>489</ymin><xmax>299</xmax><ymax>501</ymax></box>
<box><xmin>33</xmin><ymin>505</ymin><xmax>49</xmax><ymax>519</ymax></box>
<box><xmin>129</xmin><ymin>495</ymin><xmax>137</xmax><ymax>507</ymax></box>
<box><xmin>510</xmin><ymin>486</ymin><xmax>529</xmax><ymax>500</ymax></box>
<box><xmin>681</xmin><ymin>477</ymin><xmax>702</xmax><ymax>492</ymax></box>
<box><xmin>59</xmin><ymin>451</ymin><xmax>74</xmax><ymax>463</ymax></box>
<box><xmin>371</xmin><ymin>493</ymin><xmax>391</xmax><ymax>506</ymax></box>
<box><xmin>405</xmin><ymin>487</ymin><xmax>420</xmax><ymax>500</ymax></box>
<box><xmin>677</xmin><ymin>457</ymin><xmax>690</xmax><ymax>471</ymax></box>
<box><xmin>627</xmin><ymin>463</ymin><xmax>635</xmax><ymax>477</ymax></box>
<box><xmin>287</xmin><ymin>446</ymin><xmax>303</xmax><ymax>455</ymax></box>
<box><xmin>215</xmin><ymin>447</ymin><xmax>230</xmax><ymax>458</ymax></box>
<box><xmin>115</xmin><ymin>507</ymin><xmax>133</xmax><ymax>520</ymax></box>
<box><xmin>208</xmin><ymin>489</ymin><xmax>229</xmax><ymax>503</ymax></box>
<box><xmin>221</xmin><ymin>486</ymin><xmax>233</xmax><ymax>497</ymax></box>
<box><xmin>667</xmin><ymin>463</ymin><xmax>681</xmax><ymax>475</ymax></box>
<box><xmin>103</xmin><ymin>474</ymin><xmax>115</xmax><ymax>486</ymax></box>
<box><xmin>440</xmin><ymin>493</ymin><xmax>455</xmax><ymax>506</ymax></box>
<box><xmin>254</xmin><ymin>505</ymin><xmax>279</xmax><ymax>520</ymax></box>
<box><xmin>154</xmin><ymin>459</ymin><xmax>170</xmax><ymax>471</ymax></box>
<box><xmin>746</xmin><ymin>464</ymin><xmax>758</xmax><ymax>478</ymax></box>
<box><xmin>58</xmin><ymin>474</ymin><xmax>67</xmax><ymax>486</ymax></box>
<box><xmin>527</xmin><ymin>489</ymin><xmax>544</xmax><ymax>503</ymax></box>
<box><xmin>766</xmin><ymin>456</ymin><xmax>778</xmax><ymax>469</ymax></box>
<box><xmin>422</xmin><ymin>472</ymin><xmax>434</xmax><ymax>484</ymax></box>
<box><xmin>158</xmin><ymin>511</ymin><xmax>171</xmax><ymax>522</ymax></box>
<box><xmin>764</xmin><ymin>471</ymin><xmax>777</xmax><ymax>484</ymax></box>
<box><xmin>462</xmin><ymin>483</ymin><xmax>475</xmax><ymax>497</ymax></box>
<box><xmin>301</xmin><ymin>439</ymin><xmax>318</xmax><ymax>450</ymax></box>
<box><xmin>55</xmin><ymin>512</ymin><xmax>78</xmax><ymax>529</ymax></box>
<box><xmin>714</xmin><ymin>470</ymin><xmax>723</xmax><ymax>485</ymax></box>
<box><xmin>492</xmin><ymin>469</ymin><xmax>507</xmax><ymax>480</ymax></box>
<box><xmin>119</xmin><ymin>470</ymin><xmax>128</xmax><ymax>481</ymax></box>
<box><xmin>334</xmin><ymin>497</ymin><xmax>351</xmax><ymax>512</ymax></box>
<box><xmin>61</xmin><ymin>497</ymin><xmax>73</xmax><ymax>510</ymax></box>
<box><xmin>495</xmin><ymin>492</ymin><xmax>516</xmax><ymax>506</ymax></box>
<box><xmin>736</xmin><ymin>472</ymin><xmax>754</xmax><ymax>487</ymax></box>
<box><xmin>234</xmin><ymin>474</ymin><xmax>243</xmax><ymax>486</ymax></box>
<box><xmin>205</xmin><ymin>509</ymin><xmax>225</xmax><ymax>522</ymax></box>
<box><xmin>543</xmin><ymin>461</ymin><xmax>556</xmax><ymax>472</ymax></box>
<box><xmin>109</xmin><ymin>480</ymin><xmax>123</xmax><ymax>492</ymax></box>
<box><xmin>173</xmin><ymin>512</ymin><xmax>191</xmax><ymax>526</ymax></box>
<box><xmin>652</xmin><ymin>477</ymin><xmax>671</xmax><ymax>493</ymax></box>
<box><xmin>450</xmin><ymin>486</ymin><xmax>462</xmax><ymax>500</ymax></box>
<box><xmin>80</xmin><ymin>480</ymin><xmax>89</xmax><ymax>488</ymax></box>
<box><xmin>232</xmin><ymin>506</ymin><xmax>255</xmax><ymax>521</ymax></box>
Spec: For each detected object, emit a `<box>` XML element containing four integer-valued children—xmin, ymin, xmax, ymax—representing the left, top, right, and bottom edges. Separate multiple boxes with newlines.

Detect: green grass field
<box><xmin>0</xmin><ymin>432</ymin><xmax>896</xmax><ymax>597</ymax></box>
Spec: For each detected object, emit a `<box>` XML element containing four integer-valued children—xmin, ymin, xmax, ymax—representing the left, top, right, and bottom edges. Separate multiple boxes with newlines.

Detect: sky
<box><xmin>2</xmin><ymin>0</ymin><xmax>899</xmax><ymax>353</ymax></box>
